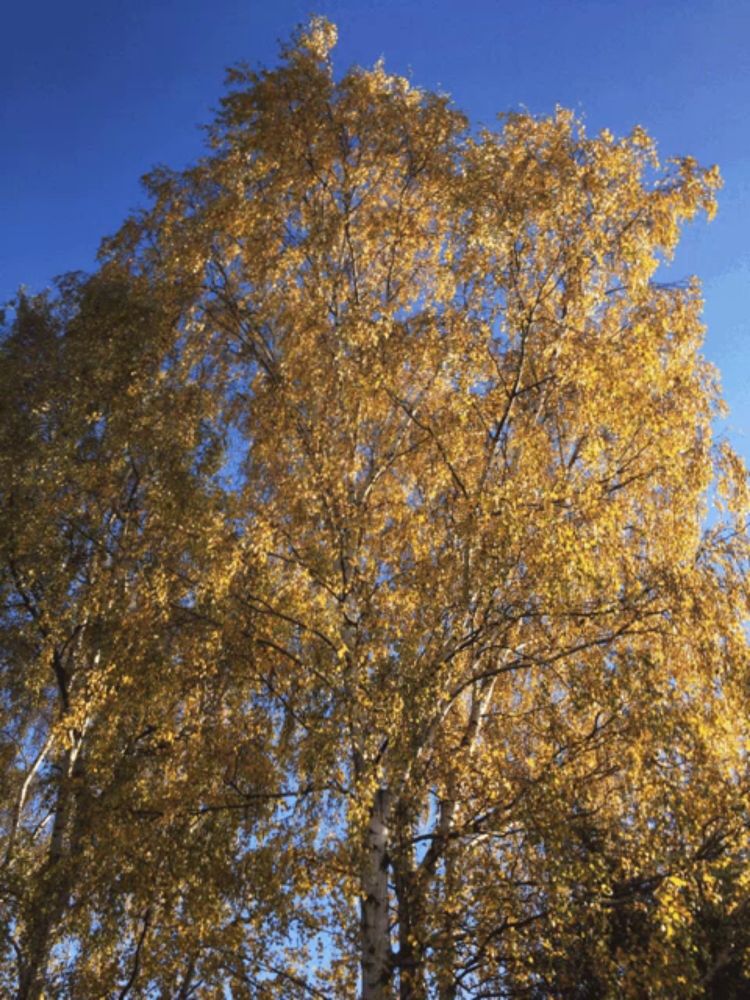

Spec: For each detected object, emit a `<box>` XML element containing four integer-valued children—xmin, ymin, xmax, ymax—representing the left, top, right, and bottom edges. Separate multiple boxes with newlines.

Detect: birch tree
<box><xmin>1</xmin><ymin>18</ymin><xmax>748</xmax><ymax>998</ymax></box>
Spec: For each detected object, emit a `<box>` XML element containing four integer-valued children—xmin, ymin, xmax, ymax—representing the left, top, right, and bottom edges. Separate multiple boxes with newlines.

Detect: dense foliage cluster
<box><xmin>1</xmin><ymin>18</ymin><xmax>748</xmax><ymax>998</ymax></box>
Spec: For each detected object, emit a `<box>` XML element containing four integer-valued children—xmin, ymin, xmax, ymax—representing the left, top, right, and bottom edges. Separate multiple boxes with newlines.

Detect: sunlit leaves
<box><xmin>0</xmin><ymin>16</ymin><xmax>748</xmax><ymax>999</ymax></box>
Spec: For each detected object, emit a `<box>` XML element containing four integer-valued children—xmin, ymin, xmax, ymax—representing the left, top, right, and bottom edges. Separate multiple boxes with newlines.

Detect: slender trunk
<box><xmin>393</xmin><ymin>866</ymin><xmax>427</xmax><ymax>1000</ymax></box>
<box><xmin>18</xmin><ymin>913</ymin><xmax>57</xmax><ymax>1000</ymax></box>
<box><xmin>435</xmin><ymin>844</ymin><xmax>458</xmax><ymax>1000</ymax></box>
<box><xmin>176</xmin><ymin>954</ymin><xmax>198</xmax><ymax>998</ymax></box>
<box><xmin>360</xmin><ymin>786</ymin><xmax>392</xmax><ymax>1000</ymax></box>
<box><xmin>18</xmin><ymin>738</ymin><xmax>83</xmax><ymax>1000</ymax></box>
<box><xmin>383</xmin><ymin>794</ymin><xmax>424</xmax><ymax>1000</ymax></box>
<box><xmin>4</xmin><ymin>730</ymin><xmax>55</xmax><ymax>870</ymax></box>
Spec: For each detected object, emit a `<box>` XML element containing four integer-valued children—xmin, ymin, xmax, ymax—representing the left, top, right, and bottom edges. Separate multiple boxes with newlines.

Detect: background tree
<box><xmin>1</xmin><ymin>17</ymin><xmax>748</xmax><ymax>998</ymax></box>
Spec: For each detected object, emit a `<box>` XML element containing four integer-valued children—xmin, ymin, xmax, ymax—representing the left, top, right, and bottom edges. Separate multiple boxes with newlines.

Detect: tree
<box><xmin>1</xmin><ymin>17</ymin><xmax>748</xmax><ymax>998</ymax></box>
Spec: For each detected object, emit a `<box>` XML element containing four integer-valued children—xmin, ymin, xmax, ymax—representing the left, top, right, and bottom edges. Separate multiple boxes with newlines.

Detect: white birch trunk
<box><xmin>360</xmin><ymin>786</ymin><xmax>391</xmax><ymax>1000</ymax></box>
<box><xmin>18</xmin><ymin>730</ymin><xmax>85</xmax><ymax>1000</ymax></box>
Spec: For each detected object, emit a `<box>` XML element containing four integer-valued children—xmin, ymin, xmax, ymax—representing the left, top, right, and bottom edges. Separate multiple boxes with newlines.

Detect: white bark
<box><xmin>3</xmin><ymin>730</ymin><xmax>55</xmax><ymax>870</ymax></box>
<box><xmin>360</xmin><ymin>786</ymin><xmax>391</xmax><ymax>1000</ymax></box>
<box><xmin>18</xmin><ymin>728</ymin><xmax>87</xmax><ymax>1000</ymax></box>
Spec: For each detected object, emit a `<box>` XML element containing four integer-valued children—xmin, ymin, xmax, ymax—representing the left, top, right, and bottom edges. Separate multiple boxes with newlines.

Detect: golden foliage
<box><xmin>1</xmin><ymin>18</ymin><xmax>748</xmax><ymax>999</ymax></box>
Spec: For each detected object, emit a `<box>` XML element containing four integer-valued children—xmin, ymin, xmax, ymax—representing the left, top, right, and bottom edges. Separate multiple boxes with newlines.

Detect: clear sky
<box><xmin>2</xmin><ymin>0</ymin><xmax>748</xmax><ymax>455</ymax></box>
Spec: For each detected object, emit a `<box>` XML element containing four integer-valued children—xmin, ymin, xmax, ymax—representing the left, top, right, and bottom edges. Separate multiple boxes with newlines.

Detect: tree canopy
<box><xmin>1</xmin><ymin>17</ymin><xmax>749</xmax><ymax>999</ymax></box>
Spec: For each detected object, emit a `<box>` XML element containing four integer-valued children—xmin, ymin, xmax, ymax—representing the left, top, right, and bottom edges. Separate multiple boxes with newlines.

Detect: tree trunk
<box><xmin>393</xmin><ymin>866</ymin><xmax>427</xmax><ymax>1000</ymax></box>
<box><xmin>18</xmin><ymin>738</ymin><xmax>83</xmax><ymax>999</ymax></box>
<box><xmin>360</xmin><ymin>786</ymin><xmax>392</xmax><ymax>1000</ymax></box>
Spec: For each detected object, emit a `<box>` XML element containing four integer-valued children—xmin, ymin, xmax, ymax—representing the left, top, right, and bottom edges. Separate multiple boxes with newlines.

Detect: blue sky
<box><xmin>2</xmin><ymin>0</ymin><xmax>748</xmax><ymax>454</ymax></box>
